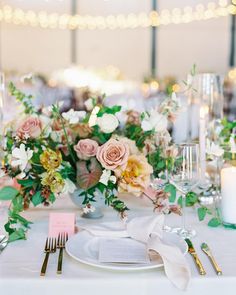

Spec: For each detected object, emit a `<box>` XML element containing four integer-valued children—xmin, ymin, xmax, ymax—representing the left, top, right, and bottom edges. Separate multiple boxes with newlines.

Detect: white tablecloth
<box><xmin>0</xmin><ymin>195</ymin><xmax>236</xmax><ymax>295</ymax></box>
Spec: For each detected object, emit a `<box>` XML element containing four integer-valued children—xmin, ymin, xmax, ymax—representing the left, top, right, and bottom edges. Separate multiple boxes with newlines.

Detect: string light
<box><xmin>0</xmin><ymin>0</ymin><xmax>235</xmax><ymax>30</ymax></box>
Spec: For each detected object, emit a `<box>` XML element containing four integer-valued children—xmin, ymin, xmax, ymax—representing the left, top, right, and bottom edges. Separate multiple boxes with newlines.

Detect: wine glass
<box><xmin>169</xmin><ymin>143</ymin><xmax>199</xmax><ymax>238</ymax></box>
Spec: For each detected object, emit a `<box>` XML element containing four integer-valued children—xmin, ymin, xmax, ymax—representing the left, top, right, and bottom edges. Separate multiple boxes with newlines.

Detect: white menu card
<box><xmin>99</xmin><ymin>238</ymin><xmax>150</xmax><ymax>264</ymax></box>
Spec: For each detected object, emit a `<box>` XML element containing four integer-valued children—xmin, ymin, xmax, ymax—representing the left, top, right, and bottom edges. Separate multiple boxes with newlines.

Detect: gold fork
<box><xmin>40</xmin><ymin>237</ymin><xmax>57</xmax><ymax>276</ymax></box>
<box><xmin>57</xmin><ymin>232</ymin><xmax>68</xmax><ymax>274</ymax></box>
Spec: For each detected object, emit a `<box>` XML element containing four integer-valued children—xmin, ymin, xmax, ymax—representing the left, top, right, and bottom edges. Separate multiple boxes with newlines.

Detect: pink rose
<box><xmin>74</xmin><ymin>139</ymin><xmax>99</xmax><ymax>160</ymax></box>
<box><xmin>17</xmin><ymin>117</ymin><xmax>42</xmax><ymax>139</ymax></box>
<box><xmin>96</xmin><ymin>139</ymin><xmax>129</xmax><ymax>170</ymax></box>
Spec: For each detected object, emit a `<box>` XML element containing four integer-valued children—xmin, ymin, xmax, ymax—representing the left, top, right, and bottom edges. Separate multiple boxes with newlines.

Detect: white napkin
<box><xmin>81</xmin><ymin>215</ymin><xmax>191</xmax><ymax>290</ymax></box>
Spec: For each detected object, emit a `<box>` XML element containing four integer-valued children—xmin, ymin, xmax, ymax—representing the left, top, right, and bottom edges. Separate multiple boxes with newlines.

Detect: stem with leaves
<box><xmin>51</xmin><ymin>104</ymin><xmax>77</xmax><ymax>165</ymax></box>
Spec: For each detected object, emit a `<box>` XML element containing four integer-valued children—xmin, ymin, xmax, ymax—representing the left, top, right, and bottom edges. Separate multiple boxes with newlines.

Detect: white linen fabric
<box><xmin>1</xmin><ymin>195</ymin><xmax>236</xmax><ymax>295</ymax></box>
<box><xmin>82</xmin><ymin>215</ymin><xmax>191</xmax><ymax>290</ymax></box>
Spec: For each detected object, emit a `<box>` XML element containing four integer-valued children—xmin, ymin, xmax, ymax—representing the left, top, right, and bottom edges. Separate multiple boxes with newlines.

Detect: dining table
<box><xmin>0</xmin><ymin>194</ymin><xmax>236</xmax><ymax>295</ymax></box>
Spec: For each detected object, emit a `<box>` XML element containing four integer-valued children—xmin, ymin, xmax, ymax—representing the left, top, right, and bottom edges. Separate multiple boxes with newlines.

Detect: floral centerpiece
<box><xmin>0</xmin><ymin>82</ymin><xmax>180</xmax><ymax>241</ymax></box>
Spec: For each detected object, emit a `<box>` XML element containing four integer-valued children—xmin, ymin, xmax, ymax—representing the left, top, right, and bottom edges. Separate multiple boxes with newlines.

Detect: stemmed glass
<box><xmin>169</xmin><ymin>143</ymin><xmax>200</xmax><ymax>238</ymax></box>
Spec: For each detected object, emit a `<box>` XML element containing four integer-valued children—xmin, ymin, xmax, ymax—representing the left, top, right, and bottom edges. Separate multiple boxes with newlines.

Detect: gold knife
<box><xmin>201</xmin><ymin>243</ymin><xmax>222</xmax><ymax>275</ymax></box>
<box><xmin>185</xmin><ymin>238</ymin><xmax>206</xmax><ymax>275</ymax></box>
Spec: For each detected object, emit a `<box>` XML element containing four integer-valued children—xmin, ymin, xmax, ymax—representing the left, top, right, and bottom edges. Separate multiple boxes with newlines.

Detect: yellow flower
<box><xmin>40</xmin><ymin>149</ymin><xmax>62</xmax><ymax>171</ymax></box>
<box><xmin>41</xmin><ymin>171</ymin><xmax>65</xmax><ymax>193</ymax></box>
<box><xmin>115</xmin><ymin>155</ymin><xmax>153</xmax><ymax>196</ymax></box>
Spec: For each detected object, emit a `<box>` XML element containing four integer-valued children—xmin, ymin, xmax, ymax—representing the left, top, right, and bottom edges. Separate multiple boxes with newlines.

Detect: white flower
<box><xmin>84</xmin><ymin>98</ymin><xmax>94</xmax><ymax>111</ymax></box>
<box><xmin>83</xmin><ymin>205</ymin><xmax>95</xmax><ymax>214</ymax></box>
<box><xmin>206</xmin><ymin>140</ymin><xmax>224</xmax><ymax>157</ymax></box>
<box><xmin>99</xmin><ymin>169</ymin><xmax>117</xmax><ymax>186</ymax></box>
<box><xmin>62</xmin><ymin>178</ymin><xmax>77</xmax><ymax>194</ymax></box>
<box><xmin>141</xmin><ymin>110</ymin><xmax>168</xmax><ymax>132</ymax></box>
<box><xmin>230</xmin><ymin>135</ymin><xmax>236</xmax><ymax>153</ymax></box>
<box><xmin>11</xmin><ymin>144</ymin><xmax>33</xmax><ymax>171</ymax></box>
<box><xmin>62</xmin><ymin>109</ymin><xmax>86</xmax><ymax>124</ymax></box>
<box><xmin>97</xmin><ymin>113</ymin><xmax>119</xmax><ymax>134</ymax></box>
<box><xmin>88</xmin><ymin>106</ymin><xmax>100</xmax><ymax>127</ymax></box>
<box><xmin>110</xmin><ymin>175</ymin><xmax>117</xmax><ymax>184</ymax></box>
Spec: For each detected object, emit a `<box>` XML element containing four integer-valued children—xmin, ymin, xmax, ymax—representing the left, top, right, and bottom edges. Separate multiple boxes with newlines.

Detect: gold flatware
<box><xmin>57</xmin><ymin>232</ymin><xmax>68</xmax><ymax>274</ymax></box>
<box><xmin>201</xmin><ymin>243</ymin><xmax>222</xmax><ymax>275</ymax></box>
<box><xmin>185</xmin><ymin>238</ymin><xmax>206</xmax><ymax>275</ymax></box>
<box><xmin>40</xmin><ymin>237</ymin><xmax>57</xmax><ymax>276</ymax></box>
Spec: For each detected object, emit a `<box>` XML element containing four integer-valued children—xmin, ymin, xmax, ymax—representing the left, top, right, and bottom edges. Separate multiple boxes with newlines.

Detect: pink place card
<box><xmin>48</xmin><ymin>212</ymin><xmax>76</xmax><ymax>237</ymax></box>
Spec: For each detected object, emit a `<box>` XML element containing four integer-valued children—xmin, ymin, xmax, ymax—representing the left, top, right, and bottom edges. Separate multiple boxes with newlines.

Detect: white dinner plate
<box><xmin>65</xmin><ymin>230</ymin><xmax>188</xmax><ymax>271</ymax></box>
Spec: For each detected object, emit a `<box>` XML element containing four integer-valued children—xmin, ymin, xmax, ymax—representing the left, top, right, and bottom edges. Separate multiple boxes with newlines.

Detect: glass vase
<box><xmin>69</xmin><ymin>188</ymin><xmax>105</xmax><ymax>219</ymax></box>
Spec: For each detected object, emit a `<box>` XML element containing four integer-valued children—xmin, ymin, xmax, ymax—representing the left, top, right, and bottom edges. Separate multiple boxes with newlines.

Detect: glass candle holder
<box><xmin>220</xmin><ymin>153</ymin><xmax>236</xmax><ymax>228</ymax></box>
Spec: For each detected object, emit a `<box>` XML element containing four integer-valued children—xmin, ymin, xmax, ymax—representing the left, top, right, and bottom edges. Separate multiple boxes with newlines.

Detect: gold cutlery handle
<box><xmin>209</xmin><ymin>255</ymin><xmax>222</xmax><ymax>275</ymax></box>
<box><xmin>192</xmin><ymin>253</ymin><xmax>206</xmax><ymax>275</ymax></box>
<box><xmin>57</xmin><ymin>248</ymin><xmax>64</xmax><ymax>274</ymax></box>
<box><xmin>40</xmin><ymin>252</ymin><xmax>50</xmax><ymax>276</ymax></box>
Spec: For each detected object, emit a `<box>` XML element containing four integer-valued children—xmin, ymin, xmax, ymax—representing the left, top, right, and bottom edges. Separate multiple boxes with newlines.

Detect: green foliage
<box><xmin>9</xmin><ymin>211</ymin><xmax>32</xmax><ymax>227</ymax></box>
<box><xmin>164</xmin><ymin>183</ymin><xmax>176</xmax><ymax>203</ymax></box>
<box><xmin>4</xmin><ymin>196</ymin><xmax>32</xmax><ymax>242</ymax></box>
<box><xmin>105</xmin><ymin>191</ymin><xmax>129</xmax><ymax>214</ymax></box>
<box><xmin>17</xmin><ymin>178</ymin><xmax>35</xmax><ymax>188</ymax></box>
<box><xmin>0</xmin><ymin>186</ymin><xmax>19</xmax><ymax>200</ymax></box>
<box><xmin>92</xmin><ymin>125</ymin><xmax>112</xmax><ymax>144</ymax></box>
<box><xmin>97</xmin><ymin>105</ymin><xmax>122</xmax><ymax>117</ymax></box>
<box><xmin>12</xmin><ymin>195</ymin><xmax>24</xmax><ymax>212</ymax></box>
<box><xmin>208</xmin><ymin>217</ymin><xmax>221</xmax><ymax>227</ymax></box>
<box><xmin>177</xmin><ymin>196</ymin><xmax>183</xmax><ymax>206</ymax></box>
<box><xmin>8</xmin><ymin>229</ymin><xmax>26</xmax><ymax>242</ymax></box>
<box><xmin>124</xmin><ymin>124</ymin><xmax>154</xmax><ymax>149</ymax></box>
<box><xmin>8</xmin><ymin>82</ymin><xmax>35</xmax><ymax>114</ymax></box>
<box><xmin>177</xmin><ymin>192</ymin><xmax>198</xmax><ymax>207</ymax></box>
<box><xmin>186</xmin><ymin>192</ymin><xmax>198</xmax><ymax>207</ymax></box>
<box><xmin>197</xmin><ymin>207</ymin><xmax>207</xmax><ymax>221</ymax></box>
<box><xmin>147</xmin><ymin>149</ymin><xmax>166</xmax><ymax>177</ymax></box>
<box><xmin>60</xmin><ymin>165</ymin><xmax>76</xmax><ymax>182</ymax></box>
<box><xmin>49</xmin><ymin>193</ymin><xmax>56</xmax><ymax>203</ymax></box>
<box><xmin>31</xmin><ymin>191</ymin><xmax>44</xmax><ymax>206</ymax></box>
<box><xmin>220</xmin><ymin>118</ymin><xmax>236</xmax><ymax>142</ymax></box>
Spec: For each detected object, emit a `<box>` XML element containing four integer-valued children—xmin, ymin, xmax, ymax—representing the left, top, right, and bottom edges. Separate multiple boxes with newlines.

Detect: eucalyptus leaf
<box><xmin>49</xmin><ymin>193</ymin><xmax>56</xmax><ymax>203</ymax></box>
<box><xmin>177</xmin><ymin>196</ymin><xmax>183</xmax><ymax>207</ymax></box>
<box><xmin>164</xmin><ymin>183</ymin><xmax>176</xmax><ymax>203</ymax></box>
<box><xmin>12</xmin><ymin>195</ymin><xmax>24</xmax><ymax>212</ymax></box>
<box><xmin>0</xmin><ymin>186</ymin><xmax>19</xmax><ymax>200</ymax></box>
<box><xmin>17</xmin><ymin>178</ymin><xmax>35</xmax><ymax>188</ymax></box>
<box><xmin>197</xmin><ymin>207</ymin><xmax>207</xmax><ymax>221</ymax></box>
<box><xmin>8</xmin><ymin>228</ymin><xmax>26</xmax><ymax>242</ymax></box>
<box><xmin>31</xmin><ymin>191</ymin><xmax>44</xmax><ymax>206</ymax></box>
<box><xmin>208</xmin><ymin>217</ymin><xmax>221</xmax><ymax>227</ymax></box>
<box><xmin>186</xmin><ymin>192</ymin><xmax>198</xmax><ymax>207</ymax></box>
